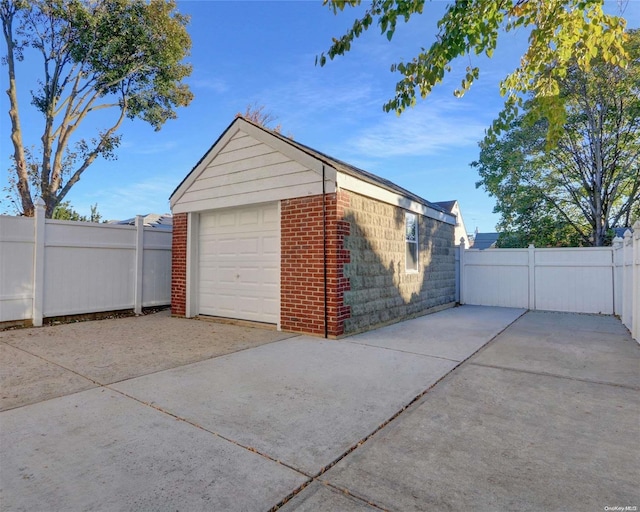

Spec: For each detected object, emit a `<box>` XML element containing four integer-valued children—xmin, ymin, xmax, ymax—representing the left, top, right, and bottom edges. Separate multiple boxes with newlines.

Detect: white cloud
<box><xmin>347</xmin><ymin>100</ymin><xmax>489</xmax><ymax>158</ymax></box>
<box><xmin>258</xmin><ymin>68</ymin><xmax>380</xmax><ymax>123</ymax></box>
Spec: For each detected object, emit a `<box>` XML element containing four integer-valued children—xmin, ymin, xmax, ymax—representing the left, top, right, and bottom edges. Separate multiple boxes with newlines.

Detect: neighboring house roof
<box><xmin>170</xmin><ymin>117</ymin><xmax>451</xmax><ymax>221</ymax></box>
<box><xmin>113</xmin><ymin>213</ymin><xmax>173</xmax><ymax>229</ymax></box>
<box><xmin>435</xmin><ymin>200</ymin><xmax>470</xmax><ymax>247</ymax></box>
<box><xmin>472</xmin><ymin>232</ymin><xmax>500</xmax><ymax>250</ymax></box>
<box><xmin>613</xmin><ymin>227</ymin><xmax>634</xmax><ymax>238</ymax></box>
<box><xmin>434</xmin><ymin>200</ymin><xmax>457</xmax><ymax>213</ymax></box>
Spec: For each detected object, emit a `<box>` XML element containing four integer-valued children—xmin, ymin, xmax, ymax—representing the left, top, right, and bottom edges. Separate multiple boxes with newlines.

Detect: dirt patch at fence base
<box><xmin>0</xmin><ymin>310</ymin><xmax>297</xmax><ymax>411</ymax></box>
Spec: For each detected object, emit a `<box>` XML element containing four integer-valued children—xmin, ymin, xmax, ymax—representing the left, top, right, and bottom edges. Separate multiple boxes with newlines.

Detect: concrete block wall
<box><xmin>171</xmin><ymin>213</ymin><xmax>187</xmax><ymax>317</ymax></box>
<box><xmin>342</xmin><ymin>191</ymin><xmax>456</xmax><ymax>334</ymax></box>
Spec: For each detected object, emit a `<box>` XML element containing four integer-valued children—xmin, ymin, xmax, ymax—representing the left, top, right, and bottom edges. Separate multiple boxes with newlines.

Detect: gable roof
<box><xmin>434</xmin><ymin>200</ymin><xmax>457</xmax><ymax>213</ymax></box>
<box><xmin>258</xmin><ymin>120</ymin><xmax>449</xmax><ymax>216</ymax></box>
<box><xmin>613</xmin><ymin>227</ymin><xmax>634</xmax><ymax>238</ymax></box>
<box><xmin>473</xmin><ymin>232</ymin><xmax>500</xmax><ymax>250</ymax></box>
<box><xmin>170</xmin><ymin>116</ymin><xmax>448</xmax><ymax>217</ymax></box>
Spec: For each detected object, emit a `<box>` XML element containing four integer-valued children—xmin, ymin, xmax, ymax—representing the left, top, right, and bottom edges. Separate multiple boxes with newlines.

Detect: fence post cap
<box><xmin>35</xmin><ymin>197</ymin><xmax>45</xmax><ymax>208</ymax></box>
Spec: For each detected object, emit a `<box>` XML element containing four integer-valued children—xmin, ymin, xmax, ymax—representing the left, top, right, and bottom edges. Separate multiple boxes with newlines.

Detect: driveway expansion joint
<box><xmin>271</xmin><ymin>479</ymin><xmax>390</xmax><ymax>511</ymax></box>
<box><xmin>104</xmin><ymin>384</ymin><xmax>313</xmax><ymax>477</ymax></box>
<box><xmin>1</xmin><ymin>343</ymin><xmax>100</xmax><ymax>383</ymax></box>
<box><xmin>342</xmin><ymin>340</ymin><xmax>461</xmax><ymax>362</ymax></box>
<box><xmin>468</xmin><ymin>361</ymin><xmax>640</xmax><ymax>390</ymax></box>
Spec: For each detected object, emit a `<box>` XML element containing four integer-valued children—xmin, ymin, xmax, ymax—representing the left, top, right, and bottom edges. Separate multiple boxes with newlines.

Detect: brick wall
<box><xmin>174</xmin><ymin>191</ymin><xmax>453</xmax><ymax>335</ymax></box>
<box><xmin>280</xmin><ymin>193</ymin><xmax>351</xmax><ymax>337</ymax></box>
<box><xmin>171</xmin><ymin>212</ymin><xmax>188</xmax><ymax>317</ymax></box>
<box><xmin>342</xmin><ymin>191</ymin><xmax>455</xmax><ymax>334</ymax></box>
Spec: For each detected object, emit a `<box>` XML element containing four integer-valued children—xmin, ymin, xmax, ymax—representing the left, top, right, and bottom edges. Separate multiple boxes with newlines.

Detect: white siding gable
<box><xmin>171</xmin><ymin>120</ymin><xmax>336</xmax><ymax>214</ymax></box>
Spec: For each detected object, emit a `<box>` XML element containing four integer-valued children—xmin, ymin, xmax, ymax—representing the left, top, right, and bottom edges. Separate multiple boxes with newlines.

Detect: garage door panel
<box><xmin>263</xmin><ymin>236</ymin><xmax>279</xmax><ymax>254</ymax></box>
<box><xmin>262</xmin><ymin>267</ymin><xmax>279</xmax><ymax>286</ymax></box>
<box><xmin>239</xmin><ymin>209</ymin><xmax>259</xmax><ymax>225</ymax></box>
<box><xmin>263</xmin><ymin>207</ymin><xmax>279</xmax><ymax>224</ymax></box>
<box><xmin>238</xmin><ymin>238</ymin><xmax>259</xmax><ymax>255</ymax></box>
<box><xmin>198</xmin><ymin>203</ymin><xmax>279</xmax><ymax>324</ymax></box>
<box><xmin>262</xmin><ymin>297</ymin><xmax>278</xmax><ymax>315</ymax></box>
<box><xmin>239</xmin><ymin>267</ymin><xmax>261</xmax><ymax>284</ymax></box>
<box><xmin>218</xmin><ymin>212</ymin><xmax>237</xmax><ymax>227</ymax></box>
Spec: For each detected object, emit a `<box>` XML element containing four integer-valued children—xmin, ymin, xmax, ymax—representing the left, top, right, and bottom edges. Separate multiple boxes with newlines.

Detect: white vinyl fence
<box><xmin>460</xmin><ymin>221</ymin><xmax>640</xmax><ymax>342</ymax></box>
<box><xmin>0</xmin><ymin>199</ymin><xmax>171</xmax><ymax>326</ymax></box>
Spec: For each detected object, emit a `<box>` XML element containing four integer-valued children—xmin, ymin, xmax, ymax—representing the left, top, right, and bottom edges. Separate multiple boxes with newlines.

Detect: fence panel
<box><xmin>142</xmin><ymin>228</ymin><xmax>172</xmax><ymax>307</ymax></box>
<box><xmin>462</xmin><ymin>249</ymin><xmax>529</xmax><ymax>308</ymax></box>
<box><xmin>0</xmin><ymin>216</ymin><xmax>35</xmax><ymax>322</ymax></box>
<box><xmin>634</xmin><ymin>228</ymin><xmax>640</xmax><ymax>341</ymax></box>
<box><xmin>43</xmin><ymin>220</ymin><xmax>137</xmax><ymax>317</ymax></box>
<box><xmin>534</xmin><ymin>248</ymin><xmax>613</xmax><ymax>314</ymax></box>
<box><xmin>461</xmin><ymin>226</ymin><xmax>639</xmax><ymax>342</ymax></box>
<box><xmin>0</xmin><ymin>205</ymin><xmax>172</xmax><ymax>325</ymax></box>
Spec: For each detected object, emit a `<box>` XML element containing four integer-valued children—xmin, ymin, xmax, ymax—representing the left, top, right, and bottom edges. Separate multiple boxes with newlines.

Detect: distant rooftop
<box><xmin>612</xmin><ymin>227</ymin><xmax>634</xmax><ymax>238</ymax></box>
<box><xmin>433</xmin><ymin>200</ymin><xmax>457</xmax><ymax>213</ymax></box>
<box><xmin>111</xmin><ymin>213</ymin><xmax>173</xmax><ymax>230</ymax></box>
<box><xmin>472</xmin><ymin>232</ymin><xmax>499</xmax><ymax>250</ymax></box>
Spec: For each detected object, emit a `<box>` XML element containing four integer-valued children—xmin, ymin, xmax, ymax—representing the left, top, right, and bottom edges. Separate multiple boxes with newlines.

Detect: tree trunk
<box><xmin>2</xmin><ymin>7</ymin><xmax>33</xmax><ymax>216</ymax></box>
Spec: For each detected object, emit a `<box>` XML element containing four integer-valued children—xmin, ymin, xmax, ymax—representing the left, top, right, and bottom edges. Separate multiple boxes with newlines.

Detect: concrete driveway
<box><xmin>1</xmin><ymin>306</ymin><xmax>638</xmax><ymax>511</ymax></box>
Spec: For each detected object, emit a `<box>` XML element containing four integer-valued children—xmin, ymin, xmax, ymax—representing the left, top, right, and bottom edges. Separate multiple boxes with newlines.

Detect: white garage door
<box><xmin>198</xmin><ymin>202</ymin><xmax>279</xmax><ymax>324</ymax></box>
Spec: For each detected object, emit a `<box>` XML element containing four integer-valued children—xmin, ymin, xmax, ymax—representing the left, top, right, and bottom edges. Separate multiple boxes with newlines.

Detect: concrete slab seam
<box><xmin>469</xmin><ymin>361</ymin><xmax>640</xmax><ymax>391</ymax></box>
<box><xmin>266</xmin><ymin>480</ymin><xmax>315</xmax><ymax>511</ymax></box>
<box><xmin>341</xmin><ymin>340</ymin><xmax>461</xmax><ymax>362</ymax></box>
<box><xmin>106</xmin><ymin>384</ymin><xmax>314</xmax><ymax>479</ymax></box>
<box><xmin>271</xmin><ymin>308</ymin><xmax>530</xmax><ymax>509</ymax></box>
<box><xmin>315</xmin><ymin>480</ymin><xmax>390</xmax><ymax>511</ymax></box>
<box><xmin>270</xmin><ymin>478</ymin><xmax>389</xmax><ymax>512</ymax></box>
<box><xmin>0</xmin><ymin>343</ymin><xmax>101</xmax><ymax>409</ymax></box>
<box><xmin>1</xmin><ymin>332</ymin><xmax>305</xmax><ymax>398</ymax></box>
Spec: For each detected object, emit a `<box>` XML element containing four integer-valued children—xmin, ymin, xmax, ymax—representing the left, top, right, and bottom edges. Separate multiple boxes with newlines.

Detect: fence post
<box><xmin>612</xmin><ymin>236</ymin><xmax>623</xmax><ymax>317</ymax></box>
<box><xmin>32</xmin><ymin>198</ymin><xmax>46</xmax><ymax>327</ymax></box>
<box><xmin>459</xmin><ymin>239</ymin><xmax>466</xmax><ymax>304</ymax></box>
<box><xmin>528</xmin><ymin>244</ymin><xmax>535</xmax><ymax>310</ymax></box>
<box><xmin>633</xmin><ymin>221</ymin><xmax>640</xmax><ymax>342</ymax></box>
<box><xmin>134</xmin><ymin>215</ymin><xmax>144</xmax><ymax>315</ymax></box>
<box><xmin>622</xmin><ymin>230</ymin><xmax>632</xmax><ymax>330</ymax></box>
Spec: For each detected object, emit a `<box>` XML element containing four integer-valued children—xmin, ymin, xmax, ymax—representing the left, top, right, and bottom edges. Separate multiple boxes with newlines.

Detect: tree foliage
<box><xmin>473</xmin><ymin>29</ymin><xmax>640</xmax><ymax>247</ymax></box>
<box><xmin>52</xmin><ymin>200</ymin><xmax>102</xmax><ymax>222</ymax></box>
<box><xmin>319</xmin><ymin>0</ymin><xmax>629</xmax><ymax>141</ymax></box>
<box><xmin>1</xmin><ymin>0</ymin><xmax>193</xmax><ymax>217</ymax></box>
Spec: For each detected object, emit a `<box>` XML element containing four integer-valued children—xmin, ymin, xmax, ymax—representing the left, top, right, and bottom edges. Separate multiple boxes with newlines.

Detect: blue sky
<box><xmin>1</xmin><ymin>0</ymin><xmax>638</xmax><ymax>232</ymax></box>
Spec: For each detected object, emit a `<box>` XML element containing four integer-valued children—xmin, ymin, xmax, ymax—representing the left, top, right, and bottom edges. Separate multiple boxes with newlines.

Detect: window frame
<box><xmin>405</xmin><ymin>211</ymin><xmax>419</xmax><ymax>273</ymax></box>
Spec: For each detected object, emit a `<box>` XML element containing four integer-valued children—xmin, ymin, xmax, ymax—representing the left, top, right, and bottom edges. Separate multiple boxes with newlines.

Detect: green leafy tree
<box><xmin>1</xmin><ymin>0</ymin><xmax>193</xmax><ymax>218</ymax></box>
<box><xmin>52</xmin><ymin>201</ymin><xmax>102</xmax><ymax>222</ymax></box>
<box><xmin>52</xmin><ymin>200</ymin><xmax>84</xmax><ymax>221</ymax></box>
<box><xmin>319</xmin><ymin>0</ymin><xmax>628</xmax><ymax>141</ymax></box>
<box><xmin>473</xmin><ymin>29</ymin><xmax>640</xmax><ymax>247</ymax></box>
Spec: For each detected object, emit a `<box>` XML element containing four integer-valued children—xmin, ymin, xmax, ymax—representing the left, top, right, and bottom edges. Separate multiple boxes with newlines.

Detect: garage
<box><xmin>170</xmin><ymin>116</ymin><xmax>457</xmax><ymax>337</ymax></box>
<box><xmin>198</xmin><ymin>202</ymin><xmax>279</xmax><ymax>324</ymax></box>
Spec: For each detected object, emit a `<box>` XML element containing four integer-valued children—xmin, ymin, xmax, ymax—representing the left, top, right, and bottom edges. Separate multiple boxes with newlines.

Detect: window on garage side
<box><xmin>405</xmin><ymin>212</ymin><xmax>419</xmax><ymax>272</ymax></box>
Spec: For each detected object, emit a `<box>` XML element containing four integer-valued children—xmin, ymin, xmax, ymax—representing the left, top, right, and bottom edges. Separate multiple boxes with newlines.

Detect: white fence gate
<box><xmin>460</xmin><ymin>221</ymin><xmax>640</xmax><ymax>342</ymax></box>
<box><xmin>1</xmin><ymin>200</ymin><xmax>172</xmax><ymax>326</ymax></box>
